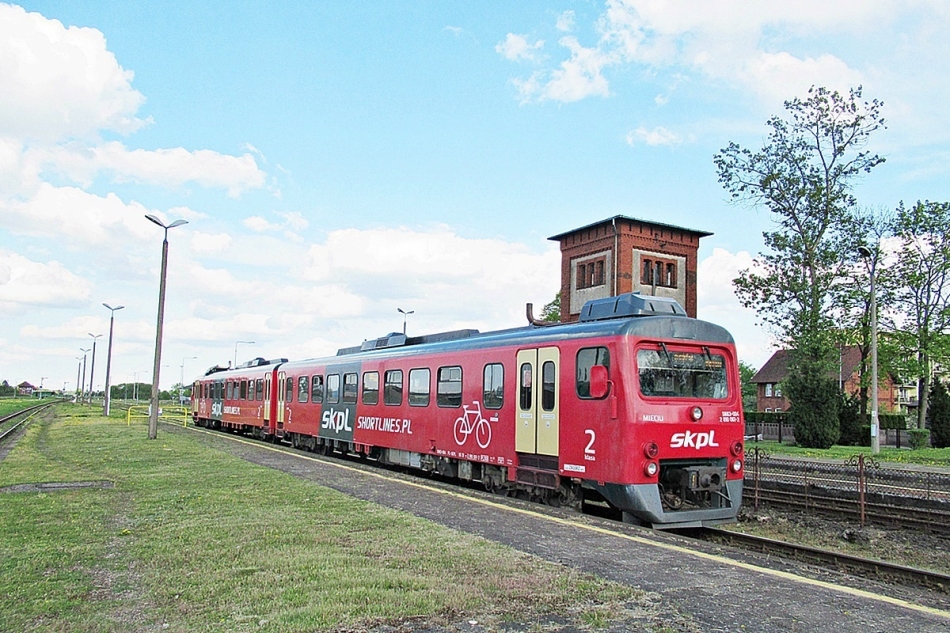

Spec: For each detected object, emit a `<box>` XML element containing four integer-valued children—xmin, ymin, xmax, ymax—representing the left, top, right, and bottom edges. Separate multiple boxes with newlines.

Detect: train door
<box><xmin>277</xmin><ymin>370</ymin><xmax>286</xmax><ymax>430</ymax></box>
<box><xmin>263</xmin><ymin>372</ymin><xmax>272</xmax><ymax>425</ymax></box>
<box><xmin>515</xmin><ymin>347</ymin><xmax>560</xmax><ymax>456</ymax></box>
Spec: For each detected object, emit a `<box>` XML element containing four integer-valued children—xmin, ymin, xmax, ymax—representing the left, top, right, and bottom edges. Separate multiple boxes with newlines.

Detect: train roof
<box><xmin>195</xmin><ymin>293</ymin><xmax>735</xmax><ymax>379</ymax></box>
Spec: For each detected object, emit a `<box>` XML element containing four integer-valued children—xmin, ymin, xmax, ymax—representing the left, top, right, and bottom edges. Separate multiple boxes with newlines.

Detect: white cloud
<box><xmin>1</xmin><ymin>183</ymin><xmax>163</xmax><ymax>247</ymax></box>
<box><xmin>0</xmin><ymin>4</ymin><xmax>149</xmax><ymax>141</ymax></box>
<box><xmin>91</xmin><ymin>143</ymin><xmax>266</xmax><ymax>197</ymax></box>
<box><xmin>698</xmin><ymin>247</ymin><xmax>774</xmax><ymax>368</ymax></box>
<box><xmin>190</xmin><ymin>231</ymin><xmax>232</xmax><ymax>254</ymax></box>
<box><xmin>505</xmin><ymin>0</ymin><xmax>950</xmax><ymax>107</ymax></box>
<box><xmin>0</xmin><ymin>250</ymin><xmax>90</xmax><ymax>310</ymax></box>
<box><xmin>243</xmin><ymin>216</ymin><xmax>280</xmax><ymax>232</ymax></box>
<box><xmin>556</xmin><ymin>10</ymin><xmax>576</xmax><ymax>33</ymax></box>
<box><xmin>625</xmin><ymin>126</ymin><xmax>681</xmax><ymax>147</ymax></box>
<box><xmin>496</xmin><ymin>33</ymin><xmax>544</xmax><ymax>62</ymax></box>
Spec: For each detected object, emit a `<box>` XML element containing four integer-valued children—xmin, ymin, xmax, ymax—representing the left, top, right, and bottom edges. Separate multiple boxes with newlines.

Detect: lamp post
<box><xmin>79</xmin><ymin>348</ymin><xmax>90</xmax><ymax>404</ymax></box>
<box><xmin>75</xmin><ymin>357</ymin><xmax>83</xmax><ymax>401</ymax></box>
<box><xmin>145</xmin><ymin>214</ymin><xmax>188</xmax><ymax>440</ymax></box>
<box><xmin>858</xmin><ymin>245</ymin><xmax>880</xmax><ymax>455</ymax></box>
<box><xmin>180</xmin><ymin>356</ymin><xmax>197</xmax><ymax>405</ymax></box>
<box><xmin>88</xmin><ymin>333</ymin><xmax>102</xmax><ymax>404</ymax></box>
<box><xmin>397</xmin><ymin>308</ymin><xmax>414</xmax><ymax>335</ymax></box>
<box><xmin>102</xmin><ymin>303</ymin><xmax>125</xmax><ymax>416</ymax></box>
<box><xmin>234</xmin><ymin>340</ymin><xmax>255</xmax><ymax>368</ymax></box>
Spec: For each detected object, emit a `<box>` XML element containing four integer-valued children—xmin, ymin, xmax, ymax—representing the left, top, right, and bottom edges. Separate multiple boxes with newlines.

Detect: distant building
<box><xmin>751</xmin><ymin>347</ymin><xmax>899</xmax><ymax>413</ymax></box>
<box><xmin>17</xmin><ymin>381</ymin><xmax>36</xmax><ymax>396</ymax></box>
<box><xmin>548</xmin><ymin>215</ymin><xmax>711</xmax><ymax>321</ymax></box>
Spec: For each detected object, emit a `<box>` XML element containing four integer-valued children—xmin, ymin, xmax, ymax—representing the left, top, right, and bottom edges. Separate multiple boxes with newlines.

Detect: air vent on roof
<box><xmin>578</xmin><ymin>292</ymin><xmax>687</xmax><ymax>322</ymax></box>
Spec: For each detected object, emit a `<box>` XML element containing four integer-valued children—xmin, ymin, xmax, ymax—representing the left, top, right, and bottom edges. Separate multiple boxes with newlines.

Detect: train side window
<box><xmin>577</xmin><ymin>346</ymin><xmax>610</xmax><ymax>399</ymax></box>
<box><xmin>298</xmin><ymin>376</ymin><xmax>309</xmax><ymax>403</ymax></box>
<box><xmin>384</xmin><ymin>370</ymin><xmax>403</xmax><ymax>406</ymax></box>
<box><xmin>437</xmin><ymin>366</ymin><xmax>462</xmax><ymax>408</ymax></box>
<box><xmin>363</xmin><ymin>371</ymin><xmax>379</xmax><ymax>405</ymax></box>
<box><xmin>326</xmin><ymin>374</ymin><xmax>340</xmax><ymax>403</ymax></box>
<box><xmin>519</xmin><ymin>363</ymin><xmax>532</xmax><ymax>410</ymax></box>
<box><xmin>248</xmin><ymin>379</ymin><xmax>255</xmax><ymax>401</ymax></box>
<box><xmin>541</xmin><ymin>361</ymin><xmax>556</xmax><ymax>411</ymax></box>
<box><xmin>241</xmin><ymin>379</ymin><xmax>248</xmax><ymax>400</ymax></box>
<box><xmin>408</xmin><ymin>368</ymin><xmax>430</xmax><ymax>407</ymax></box>
<box><xmin>343</xmin><ymin>373</ymin><xmax>358</xmax><ymax>403</ymax></box>
<box><xmin>226</xmin><ymin>381</ymin><xmax>233</xmax><ymax>400</ymax></box>
<box><xmin>256</xmin><ymin>378</ymin><xmax>263</xmax><ymax>401</ymax></box>
<box><xmin>311</xmin><ymin>375</ymin><xmax>324</xmax><ymax>403</ymax></box>
<box><xmin>482</xmin><ymin>363</ymin><xmax>504</xmax><ymax>409</ymax></box>
<box><xmin>286</xmin><ymin>377</ymin><xmax>294</xmax><ymax>402</ymax></box>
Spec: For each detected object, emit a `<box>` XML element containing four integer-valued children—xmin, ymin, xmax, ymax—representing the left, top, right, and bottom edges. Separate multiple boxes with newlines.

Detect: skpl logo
<box><xmin>670</xmin><ymin>430</ymin><xmax>719</xmax><ymax>450</ymax></box>
<box><xmin>321</xmin><ymin>408</ymin><xmax>352</xmax><ymax>433</ymax></box>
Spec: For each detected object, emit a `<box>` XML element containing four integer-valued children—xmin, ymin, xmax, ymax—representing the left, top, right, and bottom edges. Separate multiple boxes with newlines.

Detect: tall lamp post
<box><xmin>88</xmin><ymin>333</ymin><xmax>102</xmax><ymax>404</ymax></box>
<box><xmin>858</xmin><ymin>245</ymin><xmax>880</xmax><ymax>454</ymax></box>
<box><xmin>79</xmin><ymin>348</ymin><xmax>90</xmax><ymax>404</ymax></box>
<box><xmin>234</xmin><ymin>340</ymin><xmax>255</xmax><ymax>368</ymax></box>
<box><xmin>75</xmin><ymin>357</ymin><xmax>83</xmax><ymax>401</ymax></box>
<box><xmin>102</xmin><ymin>303</ymin><xmax>125</xmax><ymax>416</ymax></box>
<box><xmin>397</xmin><ymin>308</ymin><xmax>414</xmax><ymax>335</ymax></box>
<box><xmin>180</xmin><ymin>356</ymin><xmax>197</xmax><ymax>405</ymax></box>
<box><xmin>145</xmin><ymin>214</ymin><xmax>188</xmax><ymax>440</ymax></box>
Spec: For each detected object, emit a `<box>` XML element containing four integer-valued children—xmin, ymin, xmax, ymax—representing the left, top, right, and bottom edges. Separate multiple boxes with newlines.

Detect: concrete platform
<box><xmin>180</xmin><ymin>427</ymin><xmax>950</xmax><ymax>633</ymax></box>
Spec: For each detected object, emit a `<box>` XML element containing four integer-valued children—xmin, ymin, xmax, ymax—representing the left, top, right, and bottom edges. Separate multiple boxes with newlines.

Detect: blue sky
<box><xmin>2</xmin><ymin>1</ymin><xmax>949</xmax><ymax>392</ymax></box>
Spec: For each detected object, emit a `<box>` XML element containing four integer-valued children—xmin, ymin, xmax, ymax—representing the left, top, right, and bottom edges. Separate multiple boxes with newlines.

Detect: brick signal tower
<box><xmin>548</xmin><ymin>215</ymin><xmax>711</xmax><ymax>322</ymax></box>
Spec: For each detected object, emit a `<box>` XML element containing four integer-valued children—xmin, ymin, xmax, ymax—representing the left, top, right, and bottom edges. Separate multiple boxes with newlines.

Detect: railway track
<box><xmin>686</xmin><ymin>527</ymin><xmax>950</xmax><ymax>594</ymax></box>
<box><xmin>0</xmin><ymin>402</ymin><xmax>53</xmax><ymax>444</ymax></box>
<box><xmin>745</xmin><ymin>485</ymin><xmax>950</xmax><ymax>535</ymax></box>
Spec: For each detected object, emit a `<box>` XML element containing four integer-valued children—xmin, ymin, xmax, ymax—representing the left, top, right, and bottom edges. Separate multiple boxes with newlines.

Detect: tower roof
<box><xmin>547</xmin><ymin>215</ymin><xmax>713</xmax><ymax>242</ymax></box>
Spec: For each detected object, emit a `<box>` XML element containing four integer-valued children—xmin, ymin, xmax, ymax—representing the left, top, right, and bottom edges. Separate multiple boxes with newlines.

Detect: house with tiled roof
<box><xmin>751</xmin><ymin>346</ymin><xmax>900</xmax><ymax>413</ymax></box>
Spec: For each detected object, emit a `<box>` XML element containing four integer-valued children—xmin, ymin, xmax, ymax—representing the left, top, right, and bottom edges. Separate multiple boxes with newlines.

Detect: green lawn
<box><xmin>0</xmin><ymin>404</ymin><xmax>662</xmax><ymax>633</ymax></box>
<box><xmin>745</xmin><ymin>439</ymin><xmax>950</xmax><ymax>467</ymax></box>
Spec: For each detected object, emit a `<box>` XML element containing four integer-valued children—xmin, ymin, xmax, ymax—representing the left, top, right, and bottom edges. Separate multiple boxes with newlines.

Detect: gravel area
<box><xmin>731</xmin><ymin>505</ymin><xmax>950</xmax><ymax>575</ymax></box>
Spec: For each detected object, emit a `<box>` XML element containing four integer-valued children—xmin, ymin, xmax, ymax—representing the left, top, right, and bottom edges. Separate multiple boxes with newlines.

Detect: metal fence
<box><xmin>743</xmin><ymin>448</ymin><xmax>950</xmax><ymax>527</ymax></box>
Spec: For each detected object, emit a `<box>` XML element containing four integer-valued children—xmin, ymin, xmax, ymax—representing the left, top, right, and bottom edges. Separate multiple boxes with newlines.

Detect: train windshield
<box><xmin>637</xmin><ymin>347</ymin><xmax>728</xmax><ymax>399</ymax></box>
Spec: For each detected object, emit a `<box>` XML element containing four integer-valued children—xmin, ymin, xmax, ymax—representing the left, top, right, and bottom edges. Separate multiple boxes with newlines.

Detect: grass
<box><xmin>0</xmin><ymin>396</ymin><xmax>48</xmax><ymax>417</ymax></box>
<box><xmin>0</xmin><ymin>404</ymin><xmax>667</xmax><ymax>633</ymax></box>
<box><xmin>745</xmin><ymin>439</ymin><xmax>950</xmax><ymax>467</ymax></box>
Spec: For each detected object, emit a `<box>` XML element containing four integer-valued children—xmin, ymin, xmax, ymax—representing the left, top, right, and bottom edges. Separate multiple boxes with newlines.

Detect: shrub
<box><xmin>837</xmin><ymin>393</ymin><xmax>864</xmax><ymax>446</ymax></box>
<box><xmin>787</xmin><ymin>359</ymin><xmax>839</xmax><ymax>449</ymax></box>
<box><xmin>928</xmin><ymin>377</ymin><xmax>950</xmax><ymax>449</ymax></box>
<box><xmin>908</xmin><ymin>428</ymin><xmax>931</xmax><ymax>450</ymax></box>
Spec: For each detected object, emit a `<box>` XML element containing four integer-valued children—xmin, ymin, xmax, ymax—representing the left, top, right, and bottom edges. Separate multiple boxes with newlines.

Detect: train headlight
<box><xmin>643</xmin><ymin>442</ymin><xmax>659</xmax><ymax>459</ymax></box>
<box><xmin>731</xmin><ymin>440</ymin><xmax>743</xmax><ymax>456</ymax></box>
<box><xmin>731</xmin><ymin>459</ymin><xmax>743</xmax><ymax>473</ymax></box>
<box><xmin>690</xmin><ymin>406</ymin><xmax>703</xmax><ymax>421</ymax></box>
<box><xmin>644</xmin><ymin>461</ymin><xmax>659</xmax><ymax>477</ymax></box>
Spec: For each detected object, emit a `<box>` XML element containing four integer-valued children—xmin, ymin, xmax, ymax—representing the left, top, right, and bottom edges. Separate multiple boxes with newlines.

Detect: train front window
<box><xmin>637</xmin><ymin>348</ymin><xmax>728</xmax><ymax>399</ymax></box>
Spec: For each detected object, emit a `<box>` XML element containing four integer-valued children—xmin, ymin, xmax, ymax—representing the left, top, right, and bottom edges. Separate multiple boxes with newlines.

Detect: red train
<box><xmin>192</xmin><ymin>293</ymin><xmax>744</xmax><ymax>528</ymax></box>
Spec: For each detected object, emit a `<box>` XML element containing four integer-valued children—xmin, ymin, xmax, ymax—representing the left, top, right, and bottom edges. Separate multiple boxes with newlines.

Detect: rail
<box><xmin>126</xmin><ymin>405</ymin><xmax>191</xmax><ymax>427</ymax></box>
<box><xmin>743</xmin><ymin>447</ymin><xmax>950</xmax><ymax>531</ymax></box>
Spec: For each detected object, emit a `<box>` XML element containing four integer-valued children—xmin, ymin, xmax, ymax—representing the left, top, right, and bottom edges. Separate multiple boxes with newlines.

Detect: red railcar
<box><xmin>193</xmin><ymin>293</ymin><xmax>744</xmax><ymax>528</ymax></box>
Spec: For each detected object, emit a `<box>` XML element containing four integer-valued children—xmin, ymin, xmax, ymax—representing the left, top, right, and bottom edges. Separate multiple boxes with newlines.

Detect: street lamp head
<box><xmin>103</xmin><ymin>303</ymin><xmax>125</xmax><ymax>312</ymax></box>
<box><xmin>89</xmin><ymin>333</ymin><xmax>102</xmax><ymax>339</ymax></box>
<box><xmin>857</xmin><ymin>245</ymin><xmax>872</xmax><ymax>259</ymax></box>
<box><xmin>145</xmin><ymin>214</ymin><xmax>189</xmax><ymax>231</ymax></box>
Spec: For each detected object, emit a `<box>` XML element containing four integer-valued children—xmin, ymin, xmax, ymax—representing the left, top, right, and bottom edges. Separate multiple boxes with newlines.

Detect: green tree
<box><xmin>929</xmin><ymin>376</ymin><xmax>950</xmax><ymax>449</ymax></box>
<box><xmin>540</xmin><ymin>293</ymin><xmax>561</xmax><ymax>323</ymax></box>
<box><xmin>739</xmin><ymin>361</ymin><xmax>758</xmax><ymax>412</ymax></box>
<box><xmin>714</xmin><ymin>86</ymin><xmax>885</xmax><ymax>447</ymax></box>
<box><xmin>889</xmin><ymin>200</ymin><xmax>950</xmax><ymax>429</ymax></box>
